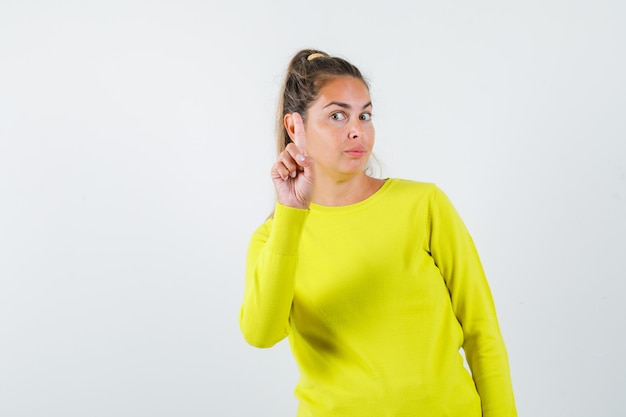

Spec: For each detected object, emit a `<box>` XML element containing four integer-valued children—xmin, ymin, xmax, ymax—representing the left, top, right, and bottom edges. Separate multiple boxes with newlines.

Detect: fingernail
<box><xmin>290</xmin><ymin>171</ymin><xmax>297</xmax><ymax>178</ymax></box>
<box><xmin>296</xmin><ymin>154</ymin><xmax>305</xmax><ymax>162</ymax></box>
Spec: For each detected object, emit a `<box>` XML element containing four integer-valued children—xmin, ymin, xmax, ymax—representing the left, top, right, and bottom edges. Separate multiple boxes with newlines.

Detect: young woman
<box><xmin>240</xmin><ymin>49</ymin><xmax>517</xmax><ymax>417</ymax></box>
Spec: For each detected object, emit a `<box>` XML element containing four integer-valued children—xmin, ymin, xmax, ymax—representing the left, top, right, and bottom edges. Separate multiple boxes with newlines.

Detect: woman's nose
<box><xmin>348</xmin><ymin>120</ymin><xmax>364</xmax><ymax>139</ymax></box>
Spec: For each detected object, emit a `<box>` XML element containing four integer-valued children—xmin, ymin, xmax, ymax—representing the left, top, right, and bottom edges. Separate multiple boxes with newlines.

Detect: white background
<box><xmin>1</xmin><ymin>1</ymin><xmax>624</xmax><ymax>416</ymax></box>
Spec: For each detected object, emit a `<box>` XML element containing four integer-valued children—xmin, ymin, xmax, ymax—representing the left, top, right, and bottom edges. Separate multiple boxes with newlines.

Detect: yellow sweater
<box><xmin>240</xmin><ymin>179</ymin><xmax>516</xmax><ymax>416</ymax></box>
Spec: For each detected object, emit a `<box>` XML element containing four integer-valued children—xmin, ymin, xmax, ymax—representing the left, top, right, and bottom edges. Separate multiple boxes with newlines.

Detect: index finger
<box><xmin>292</xmin><ymin>112</ymin><xmax>307</xmax><ymax>154</ymax></box>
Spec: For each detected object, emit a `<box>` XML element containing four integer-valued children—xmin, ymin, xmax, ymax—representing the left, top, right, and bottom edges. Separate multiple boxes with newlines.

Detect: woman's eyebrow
<box><xmin>323</xmin><ymin>101</ymin><xmax>373</xmax><ymax>110</ymax></box>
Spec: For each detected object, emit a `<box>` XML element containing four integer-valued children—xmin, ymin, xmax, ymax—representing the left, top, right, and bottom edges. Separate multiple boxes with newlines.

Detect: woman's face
<box><xmin>300</xmin><ymin>76</ymin><xmax>374</xmax><ymax>181</ymax></box>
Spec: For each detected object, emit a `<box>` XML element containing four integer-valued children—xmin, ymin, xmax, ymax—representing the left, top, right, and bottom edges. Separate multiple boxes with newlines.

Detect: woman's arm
<box><xmin>239</xmin><ymin>203</ymin><xmax>309</xmax><ymax>348</ymax></box>
<box><xmin>429</xmin><ymin>186</ymin><xmax>517</xmax><ymax>417</ymax></box>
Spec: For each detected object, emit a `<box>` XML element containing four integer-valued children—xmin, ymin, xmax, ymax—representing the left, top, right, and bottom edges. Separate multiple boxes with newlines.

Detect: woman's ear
<box><xmin>284</xmin><ymin>113</ymin><xmax>296</xmax><ymax>142</ymax></box>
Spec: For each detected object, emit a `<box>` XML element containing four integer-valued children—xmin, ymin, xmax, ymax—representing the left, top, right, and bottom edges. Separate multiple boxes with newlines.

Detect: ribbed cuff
<box><xmin>267</xmin><ymin>203</ymin><xmax>309</xmax><ymax>256</ymax></box>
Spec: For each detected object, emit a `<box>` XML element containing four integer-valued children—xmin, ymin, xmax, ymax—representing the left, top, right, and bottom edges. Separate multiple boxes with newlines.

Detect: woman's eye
<box><xmin>330</xmin><ymin>112</ymin><xmax>346</xmax><ymax>121</ymax></box>
<box><xmin>360</xmin><ymin>113</ymin><xmax>372</xmax><ymax>121</ymax></box>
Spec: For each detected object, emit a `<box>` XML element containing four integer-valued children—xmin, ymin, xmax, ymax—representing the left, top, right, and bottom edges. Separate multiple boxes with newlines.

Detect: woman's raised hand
<box><xmin>271</xmin><ymin>113</ymin><xmax>315</xmax><ymax>209</ymax></box>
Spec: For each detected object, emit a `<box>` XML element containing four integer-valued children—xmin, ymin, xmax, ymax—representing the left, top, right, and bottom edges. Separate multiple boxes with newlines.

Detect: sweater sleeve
<box><xmin>239</xmin><ymin>203</ymin><xmax>309</xmax><ymax>348</ymax></box>
<box><xmin>428</xmin><ymin>186</ymin><xmax>517</xmax><ymax>417</ymax></box>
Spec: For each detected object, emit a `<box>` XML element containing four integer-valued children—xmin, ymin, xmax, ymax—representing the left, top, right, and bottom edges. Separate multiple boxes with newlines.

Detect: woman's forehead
<box><xmin>314</xmin><ymin>77</ymin><xmax>371</xmax><ymax>108</ymax></box>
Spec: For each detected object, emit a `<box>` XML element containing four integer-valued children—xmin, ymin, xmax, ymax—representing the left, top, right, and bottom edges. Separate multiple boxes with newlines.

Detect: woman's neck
<box><xmin>311</xmin><ymin>174</ymin><xmax>385</xmax><ymax>207</ymax></box>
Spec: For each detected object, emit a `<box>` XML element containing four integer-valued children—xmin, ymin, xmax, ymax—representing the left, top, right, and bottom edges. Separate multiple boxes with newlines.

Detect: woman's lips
<box><xmin>345</xmin><ymin>147</ymin><xmax>367</xmax><ymax>157</ymax></box>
